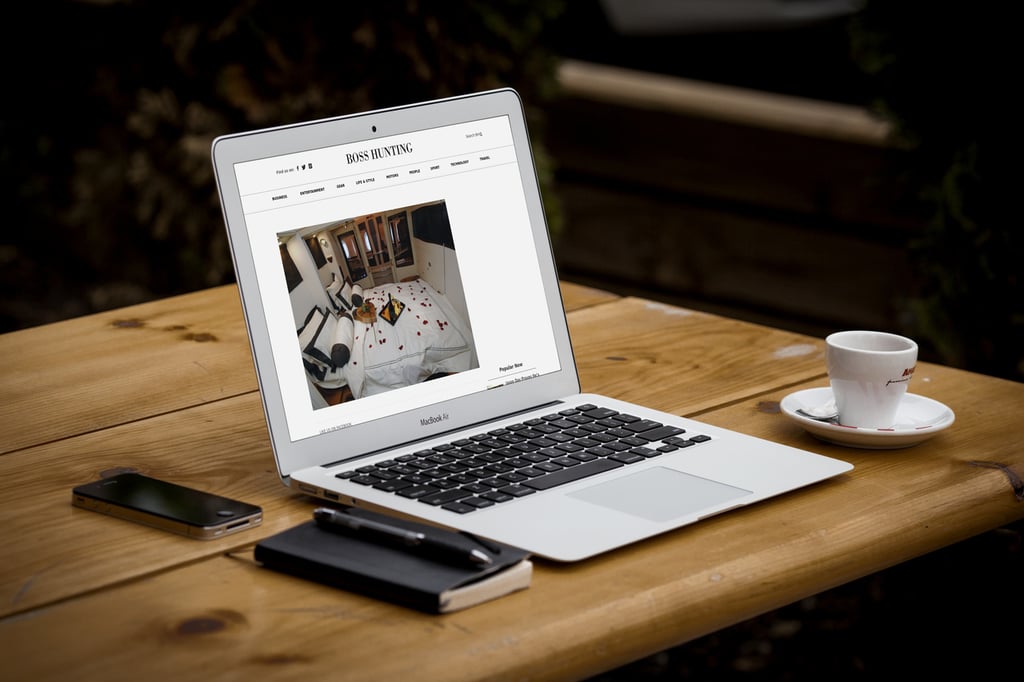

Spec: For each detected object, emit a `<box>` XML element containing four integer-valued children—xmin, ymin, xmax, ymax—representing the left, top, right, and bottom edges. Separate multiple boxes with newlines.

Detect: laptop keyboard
<box><xmin>334</xmin><ymin>403</ymin><xmax>713</xmax><ymax>514</ymax></box>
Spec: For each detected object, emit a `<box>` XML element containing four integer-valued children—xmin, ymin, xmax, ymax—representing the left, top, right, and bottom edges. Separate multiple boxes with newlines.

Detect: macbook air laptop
<box><xmin>212</xmin><ymin>88</ymin><xmax>852</xmax><ymax>562</ymax></box>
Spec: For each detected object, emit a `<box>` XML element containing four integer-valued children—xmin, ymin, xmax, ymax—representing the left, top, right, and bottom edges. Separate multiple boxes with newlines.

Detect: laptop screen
<box><xmin>223</xmin><ymin>102</ymin><xmax>568</xmax><ymax>456</ymax></box>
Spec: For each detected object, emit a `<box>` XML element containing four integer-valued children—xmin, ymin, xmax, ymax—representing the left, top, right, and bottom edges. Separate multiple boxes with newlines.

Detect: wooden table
<box><xmin>2</xmin><ymin>282</ymin><xmax>1021</xmax><ymax>681</ymax></box>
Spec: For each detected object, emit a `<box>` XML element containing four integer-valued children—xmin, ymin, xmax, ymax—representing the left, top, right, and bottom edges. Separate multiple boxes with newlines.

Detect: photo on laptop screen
<box><xmin>279</xmin><ymin>200</ymin><xmax>479</xmax><ymax>410</ymax></box>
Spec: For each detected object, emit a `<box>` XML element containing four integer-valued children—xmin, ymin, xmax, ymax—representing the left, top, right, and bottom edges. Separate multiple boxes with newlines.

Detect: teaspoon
<box><xmin>795</xmin><ymin>401</ymin><xmax>840</xmax><ymax>424</ymax></box>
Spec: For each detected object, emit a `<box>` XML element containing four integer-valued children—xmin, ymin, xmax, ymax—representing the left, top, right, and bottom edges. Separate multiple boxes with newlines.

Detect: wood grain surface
<box><xmin>1</xmin><ymin>284</ymin><xmax>1021</xmax><ymax>682</ymax></box>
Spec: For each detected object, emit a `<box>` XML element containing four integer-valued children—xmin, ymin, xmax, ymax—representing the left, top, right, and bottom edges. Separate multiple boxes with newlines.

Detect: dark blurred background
<box><xmin>2</xmin><ymin>1</ymin><xmax>1021</xmax><ymax>677</ymax></box>
<box><xmin>2</xmin><ymin>0</ymin><xmax>1021</xmax><ymax>383</ymax></box>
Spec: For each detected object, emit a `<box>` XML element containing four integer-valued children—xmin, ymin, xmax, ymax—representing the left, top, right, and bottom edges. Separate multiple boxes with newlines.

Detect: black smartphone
<box><xmin>71</xmin><ymin>472</ymin><xmax>263</xmax><ymax>539</ymax></box>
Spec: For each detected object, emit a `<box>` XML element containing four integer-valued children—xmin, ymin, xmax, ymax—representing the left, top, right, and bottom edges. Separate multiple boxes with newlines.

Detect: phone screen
<box><xmin>72</xmin><ymin>472</ymin><xmax>262</xmax><ymax>538</ymax></box>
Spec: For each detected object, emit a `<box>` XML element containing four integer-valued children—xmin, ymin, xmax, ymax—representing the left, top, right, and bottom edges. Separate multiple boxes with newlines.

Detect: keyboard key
<box><xmin>418</xmin><ymin>489</ymin><xmax>474</xmax><ymax>506</ymax></box>
<box><xmin>569</xmin><ymin>452</ymin><xmax>599</xmax><ymax>462</ymax></box>
<box><xmin>534</xmin><ymin>461</ymin><xmax>563</xmax><ymax>472</ymax></box>
<box><xmin>461</xmin><ymin>497</ymin><xmax>496</xmax><ymax>509</ymax></box>
<box><xmin>636</xmin><ymin>425</ymin><xmax>686</xmax><ymax>441</ymax></box>
<box><xmin>624</xmin><ymin>419</ymin><xmax>663</xmax><ymax>433</ymax></box>
<box><xmin>373</xmin><ymin>479</ymin><xmax>413</xmax><ymax>492</ymax></box>
<box><xmin>440</xmin><ymin>463</ymin><xmax>470</xmax><ymax>474</ymax></box>
<box><xmin>425</xmin><ymin>453</ymin><xmax>455</xmax><ymax>464</ymax></box>
<box><xmin>441</xmin><ymin>501</ymin><xmax>477</xmax><ymax>514</ymax></box>
<box><xmin>523</xmin><ymin>458</ymin><xmax>623</xmax><ymax>491</ymax></box>
<box><xmin>519</xmin><ymin>453</ymin><xmax>548</xmax><ymax>463</ymax></box>
<box><xmin>582</xmin><ymin>407</ymin><xmax>618</xmax><ymax>419</ymax></box>
<box><xmin>396</xmin><ymin>484</ymin><xmax>440</xmax><ymax>499</ymax></box>
<box><xmin>498</xmin><ymin>485</ymin><xmax>536</xmax><ymax>497</ymax></box>
<box><xmin>609</xmin><ymin>452</ymin><xmax>645</xmax><ymax>464</ymax></box>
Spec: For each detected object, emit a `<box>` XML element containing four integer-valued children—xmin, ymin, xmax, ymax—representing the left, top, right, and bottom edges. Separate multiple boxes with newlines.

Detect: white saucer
<box><xmin>780</xmin><ymin>387</ymin><xmax>955</xmax><ymax>449</ymax></box>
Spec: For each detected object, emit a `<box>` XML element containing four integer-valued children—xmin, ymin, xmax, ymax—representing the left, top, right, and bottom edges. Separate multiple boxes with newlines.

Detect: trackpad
<box><xmin>568</xmin><ymin>466</ymin><xmax>751</xmax><ymax>523</ymax></box>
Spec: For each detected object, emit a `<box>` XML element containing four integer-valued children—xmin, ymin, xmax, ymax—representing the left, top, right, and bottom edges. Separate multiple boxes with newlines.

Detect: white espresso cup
<box><xmin>825</xmin><ymin>330</ymin><xmax>918</xmax><ymax>428</ymax></box>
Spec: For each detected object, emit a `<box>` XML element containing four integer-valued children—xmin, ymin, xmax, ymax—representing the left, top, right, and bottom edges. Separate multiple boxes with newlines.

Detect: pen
<box><xmin>313</xmin><ymin>507</ymin><xmax>492</xmax><ymax>567</ymax></box>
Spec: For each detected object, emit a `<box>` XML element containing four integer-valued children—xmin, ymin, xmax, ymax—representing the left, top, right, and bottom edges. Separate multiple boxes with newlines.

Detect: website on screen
<box><xmin>234</xmin><ymin>115</ymin><xmax>560</xmax><ymax>442</ymax></box>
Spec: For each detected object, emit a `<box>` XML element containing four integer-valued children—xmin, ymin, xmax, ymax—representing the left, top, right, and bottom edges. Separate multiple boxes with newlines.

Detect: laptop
<box><xmin>211</xmin><ymin>88</ymin><xmax>852</xmax><ymax>562</ymax></box>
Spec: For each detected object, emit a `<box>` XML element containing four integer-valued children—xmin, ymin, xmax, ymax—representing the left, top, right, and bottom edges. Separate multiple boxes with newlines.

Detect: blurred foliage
<box><xmin>1</xmin><ymin>0</ymin><xmax>566</xmax><ymax>331</ymax></box>
<box><xmin>850</xmin><ymin>1</ymin><xmax>1023</xmax><ymax>382</ymax></box>
<box><xmin>5</xmin><ymin>1</ymin><xmax>1019</xmax><ymax>385</ymax></box>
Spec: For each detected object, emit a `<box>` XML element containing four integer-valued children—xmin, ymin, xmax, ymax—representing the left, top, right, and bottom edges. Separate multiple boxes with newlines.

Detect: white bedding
<box><xmin>345</xmin><ymin>280</ymin><xmax>474</xmax><ymax>399</ymax></box>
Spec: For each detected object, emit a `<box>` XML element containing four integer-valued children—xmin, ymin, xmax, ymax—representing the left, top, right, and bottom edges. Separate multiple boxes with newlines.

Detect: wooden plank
<box><xmin>558</xmin><ymin>280</ymin><xmax>620</xmax><ymax>310</ymax></box>
<box><xmin>0</xmin><ymin>282</ymin><xmax>616</xmax><ymax>456</ymax></box>
<box><xmin>4</xmin><ymin>364</ymin><xmax>1021</xmax><ymax>682</ymax></box>
<box><xmin>0</xmin><ymin>285</ymin><xmax>257</xmax><ymax>455</ymax></box>
<box><xmin>557</xmin><ymin>60</ymin><xmax>892</xmax><ymax>146</ymax></box>
<box><xmin>570</xmin><ymin>297</ymin><xmax>828</xmax><ymax>412</ymax></box>
<box><xmin>7</xmin><ymin>286</ymin><xmax>1021</xmax><ymax>680</ymax></box>
<box><xmin>0</xmin><ymin>393</ymin><xmax>288</xmax><ymax>619</ymax></box>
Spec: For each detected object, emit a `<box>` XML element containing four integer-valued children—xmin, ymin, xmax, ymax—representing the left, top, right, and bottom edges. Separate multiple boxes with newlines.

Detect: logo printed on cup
<box><xmin>887</xmin><ymin>365</ymin><xmax>915</xmax><ymax>386</ymax></box>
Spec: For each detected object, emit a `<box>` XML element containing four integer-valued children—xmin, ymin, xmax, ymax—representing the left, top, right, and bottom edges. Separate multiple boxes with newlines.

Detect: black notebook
<box><xmin>254</xmin><ymin>508</ymin><xmax>532</xmax><ymax>613</ymax></box>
